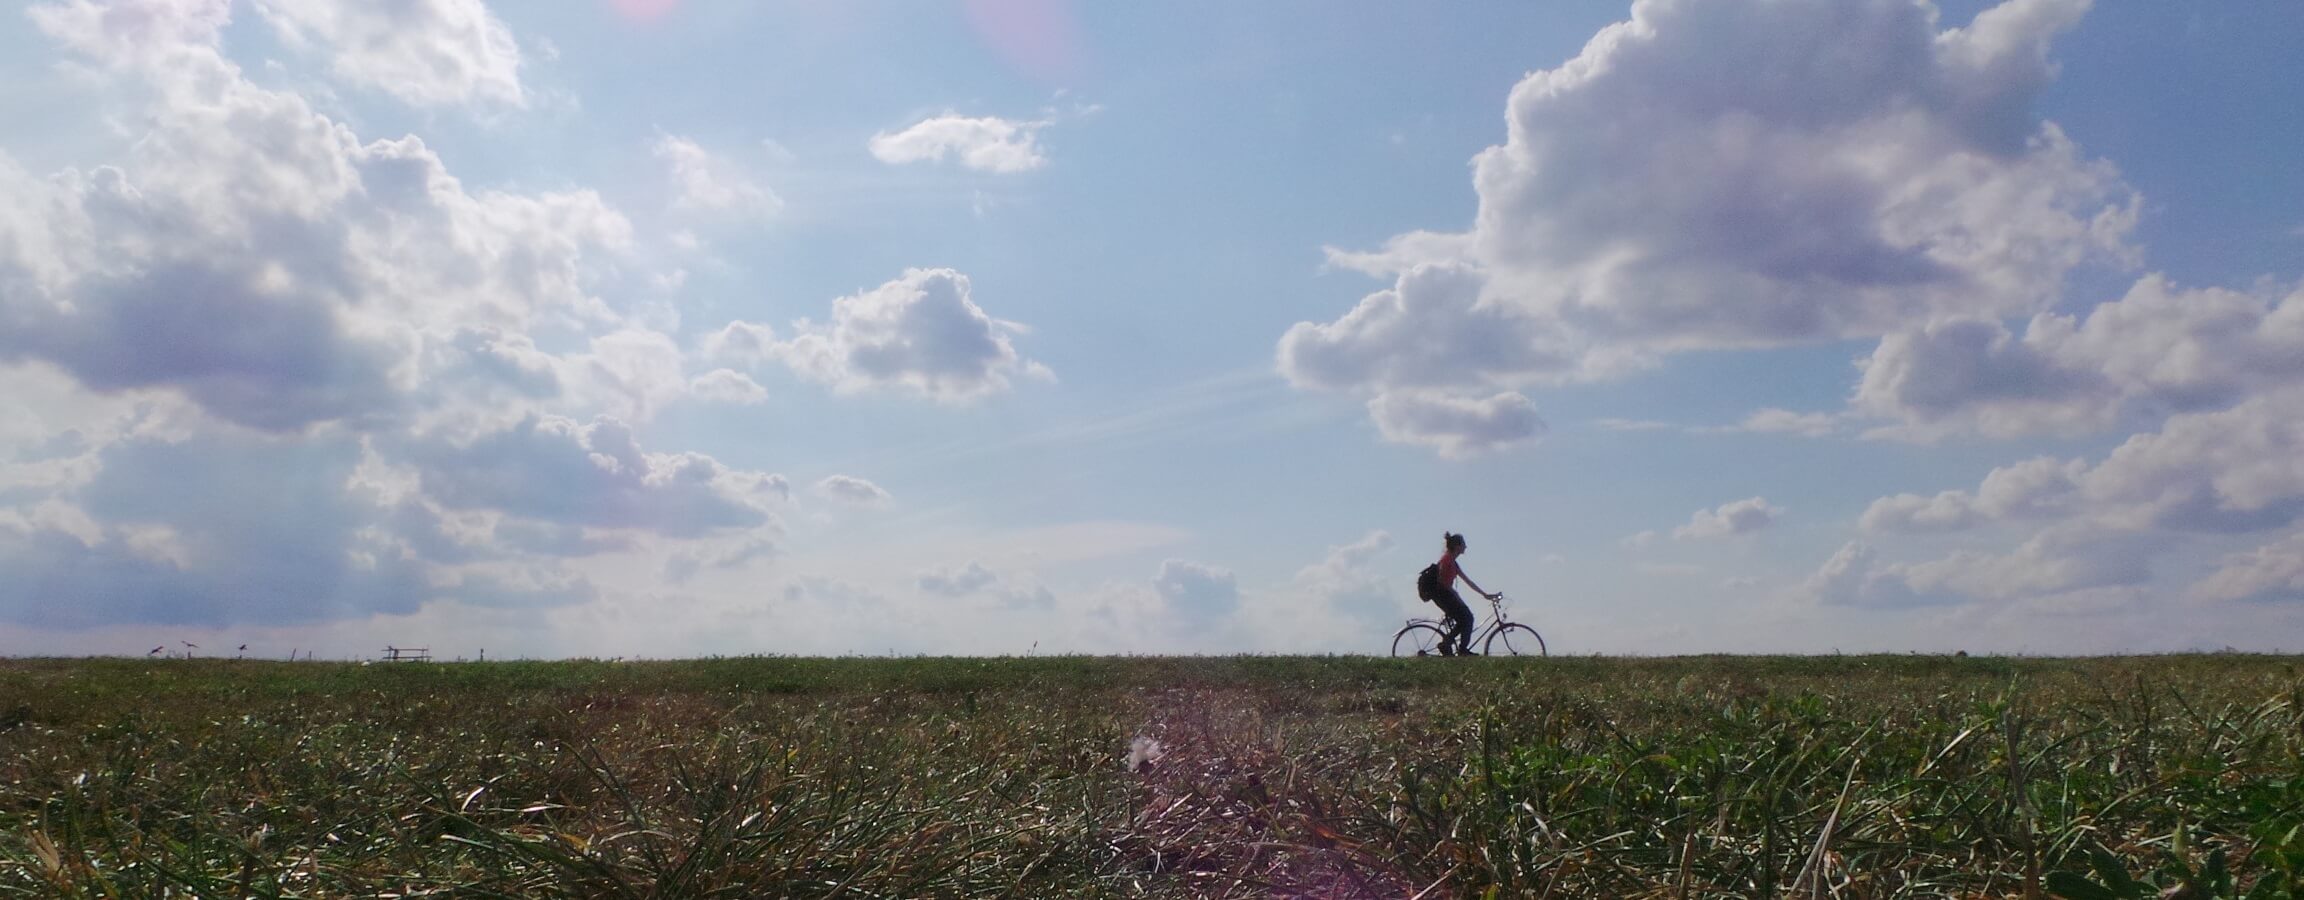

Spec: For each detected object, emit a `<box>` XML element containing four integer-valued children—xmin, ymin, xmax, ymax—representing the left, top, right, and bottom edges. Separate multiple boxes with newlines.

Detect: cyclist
<box><xmin>1432</xmin><ymin>532</ymin><xmax>1500</xmax><ymax>656</ymax></box>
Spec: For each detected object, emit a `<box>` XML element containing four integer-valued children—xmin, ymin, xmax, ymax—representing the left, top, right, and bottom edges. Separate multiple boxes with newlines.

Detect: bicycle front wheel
<box><xmin>1391</xmin><ymin>622</ymin><xmax>1448</xmax><ymax>657</ymax></box>
<box><xmin>1485</xmin><ymin>623</ymin><xmax>1546</xmax><ymax>657</ymax></box>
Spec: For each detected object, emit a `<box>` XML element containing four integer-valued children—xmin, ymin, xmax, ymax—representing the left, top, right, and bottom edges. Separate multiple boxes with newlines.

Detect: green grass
<box><xmin>3</xmin><ymin>655</ymin><xmax>2302</xmax><ymax>897</ymax></box>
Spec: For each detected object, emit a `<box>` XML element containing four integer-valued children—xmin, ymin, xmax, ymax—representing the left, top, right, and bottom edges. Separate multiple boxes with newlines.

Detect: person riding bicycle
<box><xmin>1431</xmin><ymin>532</ymin><xmax>1499</xmax><ymax>656</ymax></box>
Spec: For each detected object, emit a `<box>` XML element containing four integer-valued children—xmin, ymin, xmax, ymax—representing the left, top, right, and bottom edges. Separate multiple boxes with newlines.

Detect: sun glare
<box><xmin>609</xmin><ymin>0</ymin><xmax>679</xmax><ymax>24</ymax></box>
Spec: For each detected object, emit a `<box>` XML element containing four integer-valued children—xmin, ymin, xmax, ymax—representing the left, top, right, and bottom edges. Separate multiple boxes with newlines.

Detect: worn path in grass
<box><xmin>3</xmin><ymin>655</ymin><xmax>2302</xmax><ymax>897</ymax></box>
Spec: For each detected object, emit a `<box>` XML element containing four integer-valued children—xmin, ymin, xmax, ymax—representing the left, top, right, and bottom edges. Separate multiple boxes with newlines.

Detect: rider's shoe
<box><xmin>1454</xmin><ymin>648</ymin><xmax>1480</xmax><ymax>657</ymax></box>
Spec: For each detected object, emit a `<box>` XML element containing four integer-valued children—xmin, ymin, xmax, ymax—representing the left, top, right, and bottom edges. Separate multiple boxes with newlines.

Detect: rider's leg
<box><xmin>1435</xmin><ymin>590</ymin><xmax>1476</xmax><ymax>655</ymax></box>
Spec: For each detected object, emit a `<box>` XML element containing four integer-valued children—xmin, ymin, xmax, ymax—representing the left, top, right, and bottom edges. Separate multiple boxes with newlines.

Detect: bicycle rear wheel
<box><xmin>1485</xmin><ymin>623</ymin><xmax>1546</xmax><ymax>657</ymax></box>
<box><xmin>1391</xmin><ymin>622</ymin><xmax>1448</xmax><ymax>657</ymax></box>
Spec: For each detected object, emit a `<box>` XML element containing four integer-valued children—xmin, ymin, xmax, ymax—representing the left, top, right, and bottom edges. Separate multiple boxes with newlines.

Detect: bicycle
<box><xmin>1391</xmin><ymin>593</ymin><xmax>1546</xmax><ymax>657</ymax></box>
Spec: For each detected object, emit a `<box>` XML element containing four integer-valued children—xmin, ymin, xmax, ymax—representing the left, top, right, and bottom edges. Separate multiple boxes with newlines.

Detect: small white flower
<box><xmin>1125</xmin><ymin>736</ymin><xmax>1165</xmax><ymax>773</ymax></box>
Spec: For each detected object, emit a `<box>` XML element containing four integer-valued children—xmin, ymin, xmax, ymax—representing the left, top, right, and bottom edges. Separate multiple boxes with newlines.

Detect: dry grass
<box><xmin>2</xmin><ymin>655</ymin><xmax>2300</xmax><ymax>897</ymax></box>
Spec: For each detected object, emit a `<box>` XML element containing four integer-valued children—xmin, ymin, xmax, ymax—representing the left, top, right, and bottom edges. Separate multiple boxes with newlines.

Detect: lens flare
<box><xmin>609</xmin><ymin>0</ymin><xmax>679</xmax><ymax>23</ymax></box>
<box><xmin>964</xmin><ymin>0</ymin><xmax>1085</xmax><ymax>83</ymax></box>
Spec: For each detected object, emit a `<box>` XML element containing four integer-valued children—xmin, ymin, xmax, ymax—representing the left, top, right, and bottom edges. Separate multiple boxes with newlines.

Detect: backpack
<box><xmin>1416</xmin><ymin>563</ymin><xmax>1443</xmax><ymax>602</ymax></box>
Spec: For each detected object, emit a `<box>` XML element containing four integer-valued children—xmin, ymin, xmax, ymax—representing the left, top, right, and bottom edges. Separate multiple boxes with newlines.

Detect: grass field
<box><xmin>3</xmin><ymin>654</ymin><xmax>2302</xmax><ymax>898</ymax></box>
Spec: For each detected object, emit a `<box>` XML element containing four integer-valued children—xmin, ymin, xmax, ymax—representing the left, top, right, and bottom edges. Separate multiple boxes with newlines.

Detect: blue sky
<box><xmin>1</xmin><ymin>0</ymin><xmax>2300</xmax><ymax>658</ymax></box>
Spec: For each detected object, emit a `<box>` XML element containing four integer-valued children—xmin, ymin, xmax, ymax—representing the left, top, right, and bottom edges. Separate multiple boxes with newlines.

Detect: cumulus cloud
<box><xmin>918</xmin><ymin>561</ymin><xmax>999</xmax><ymax>596</ymax></box>
<box><xmin>816</xmin><ymin>474</ymin><xmax>891</xmax><ymax>505</ymax></box>
<box><xmin>1861</xmin><ymin>455</ymin><xmax>2086</xmax><ymax>532</ymax></box>
<box><xmin>25</xmin><ymin>0</ymin><xmax>233</xmax><ymax>70</ymax></box>
<box><xmin>772</xmin><ymin>268</ymin><xmax>1050</xmax><ymax>402</ymax></box>
<box><xmin>0</xmin><ymin>0</ymin><xmax>921</xmax><ymax>639</ymax></box>
<box><xmin>1152</xmin><ymin>558</ymin><xmax>1238</xmax><ymax>618</ymax></box>
<box><xmin>1807</xmin><ymin>524</ymin><xmax>2152</xmax><ymax>609</ymax></box>
<box><xmin>408</xmin><ymin>414</ymin><xmax>781</xmax><ymax>538</ymax></box>
<box><xmin>868</xmin><ymin>114</ymin><xmax>1048</xmax><ymax>173</ymax></box>
<box><xmin>247</xmin><ymin>0</ymin><xmax>527</xmax><ymax>108</ymax></box>
<box><xmin>1366</xmin><ymin>390</ymin><xmax>1546</xmax><ymax>458</ymax></box>
<box><xmin>1674</xmin><ymin>496</ymin><xmax>1783</xmax><ymax>539</ymax></box>
<box><xmin>1464</xmin><ymin>0</ymin><xmax>2133</xmax><ymax>345</ymax></box>
<box><xmin>1853</xmin><ymin>318</ymin><xmax>2113</xmax><ymax>439</ymax></box>
<box><xmin>662</xmin><ymin>535</ymin><xmax>780</xmax><ymax>584</ymax></box>
<box><xmin>1855</xmin><ymin>276</ymin><xmax>2304</xmax><ymax>440</ymax></box>
<box><xmin>912</xmin><ymin>561</ymin><xmax>1053</xmax><ymax>608</ymax></box>
<box><xmin>1840</xmin><ymin>383</ymin><xmax>2304</xmax><ymax>608</ymax></box>
<box><xmin>1280</xmin><ymin>264</ymin><xmax>1584</xmax><ymax>393</ymax></box>
<box><xmin>1289</xmin><ymin>530</ymin><xmax>1398</xmax><ymax>621</ymax></box>
<box><xmin>2189</xmin><ymin>530</ymin><xmax>2304</xmax><ymax>604</ymax></box>
<box><xmin>687</xmin><ymin>369</ymin><xmax>767</xmax><ymax>405</ymax></box>
<box><xmin>0</xmin><ymin>427</ymin><xmax>638</xmax><ymax>628</ymax></box>
<box><xmin>1866</xmin><ymin>387</ymin><xmax>2304</xmax><ymax>540</ymax></box>
<box><xmin>653</xmin><ymin>134</ymin><xmax>780</xmax><ymax>216</ymax></box>
<box><xmin>1281</xmin><ymin>0</ymin><xmax>2137</xmax><ymax>452</ymax></box>
<box><xmin>0</xmin><ymin>23</ymin><xmax>634</xmax><ymax>433</ymax></box>
<box><xmin>698</xmin><ymin>320</ymin><xmax>778</xmax><ymax>367</ymax></box>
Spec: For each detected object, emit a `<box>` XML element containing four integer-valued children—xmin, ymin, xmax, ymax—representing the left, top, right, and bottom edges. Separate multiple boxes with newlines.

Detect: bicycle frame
<box><xmin>1394</xmin><ymin>592</ymin><xmax>1544</xmax><ymax>656</ymax></box>
<box><xmin>1407</xmin><ymin>594</ymin><xmax>1515</xmax><ymax>644</ymax></box>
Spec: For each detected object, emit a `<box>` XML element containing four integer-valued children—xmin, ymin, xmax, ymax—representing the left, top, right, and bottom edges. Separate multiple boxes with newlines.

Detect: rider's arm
<box><xmin>1456</xmin><ymin>569</ymin><xmax>1497</xmax><ymax>599</ymax></box>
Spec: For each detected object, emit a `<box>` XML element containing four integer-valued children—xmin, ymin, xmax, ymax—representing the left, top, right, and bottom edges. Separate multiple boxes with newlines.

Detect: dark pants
<box><xmin>1432</xmin><ymin>589</ymin><xmax>1475</xmax><ymax>653</ymax></box>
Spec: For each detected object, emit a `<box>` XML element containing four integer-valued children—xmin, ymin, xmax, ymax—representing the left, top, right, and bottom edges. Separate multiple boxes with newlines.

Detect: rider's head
<box><xmin>1444</xmin><ymin>532</ymin><xmax>1466</xmax><ymax>553</ymax></box>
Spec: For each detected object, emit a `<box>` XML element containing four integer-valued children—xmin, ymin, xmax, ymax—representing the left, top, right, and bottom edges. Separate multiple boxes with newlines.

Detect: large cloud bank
<box><xmin>1281</xmin><ymin>0</ymin><xmax>2136</xmax><ymax>453</ymax></box>
<box><xmin>0</xmin><ymin>0</ymin><xmax>1041</xmax><ymax>634</ymax></box>
<box><xmin>1280</xmin><ymin>0</ymin><xmax>2304</xmax><ymax>626</ymax></box>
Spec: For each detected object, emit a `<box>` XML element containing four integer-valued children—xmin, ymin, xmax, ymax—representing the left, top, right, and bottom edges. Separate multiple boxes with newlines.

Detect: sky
<box><xmin>1</xmin><ymin>0</ymin><xmax>2301</xmax><ymax>659</ymax></box>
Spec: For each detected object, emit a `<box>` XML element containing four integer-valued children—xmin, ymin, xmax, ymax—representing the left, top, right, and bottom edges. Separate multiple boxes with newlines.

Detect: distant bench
<box><xmin>382</xmin><ymin>646</ymin><xmax>431</xmax><ymax>663</ymax></box>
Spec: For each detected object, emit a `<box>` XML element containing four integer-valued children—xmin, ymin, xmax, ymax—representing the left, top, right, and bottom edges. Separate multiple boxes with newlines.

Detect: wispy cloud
<box><xmin>869</xmin><ymin>113</ymin><xmax>1049</xmax><ymax>173</ymax></box>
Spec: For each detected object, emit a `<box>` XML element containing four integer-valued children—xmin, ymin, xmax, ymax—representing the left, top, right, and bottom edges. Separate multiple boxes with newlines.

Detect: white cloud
<box><xmin>1366</xmin><ymin>390</ymin><xmax>1546</xmax><ymax>459</ymax></box>
<box><xmin>1151</xmin><ymin>558</ymin><xmax>1238</xmax><ymax>619</ymax></box>
<box><xmin>247</xmin><ymin>0</ymin><xmax>526</xmax><ymax>108</ymax></box>
<box><xmin>1289</xmin><ymin>530</ymin><xmax>1398</xmax><ymax>623</ymax></box>
<box><xmin>868</xmin><ymin>113</ymin><xmax>1048</xmax><ymax>173</ymax></box>
<box><xmin>652</xmin><ymin>134</ymin><xmax>780</xmax><ymax>216</ymax></box>
<box><xmin>1852</xmin><ymin>318</ymin><xmax>2110</xmax><ymax>440</ymax></box>
<box><xmin>1802</xmin><ymin>542</ymin><xmax>1935</xmax><ymax>609</ymax></box>
<box><xmin>561</xmin><ymin>330</ymin><xmax>692</xmax><ymax>423</ymax></box>
<box><xmin>1841</xmin><ymin>383</ymin><xmax>2304</xmax><ymax>609</ymax></box>
<box><xmin>911</xmin><ymin>560</ymin><xmax>1053</xmax><ymax>608</ymax></box>
<box><xmin>1868</xmin><ymin>386</ymin><xmax>2304</xmax><ymax>539</ymax></box>
<box><xmin>1807</xmin><ymin>524</ymin><xmax>2153</xmax><ymax>609</ymax></box>
<box><xmin>2190</xmin><ymin>530</ymin><xmax>2304</xmax><ymax>604</ymax></box>
<box><xmin>1279</xmin><ymin>262</ymin><xmax>1593</xmax><ymax>397</ymax></box>
<box><xmin>408</xmin><ymin>414</ymin><xmax>782</xmax><ymax>539</ymax></box>
<box><xmin>25</xmin><ymin>0</ymin><xmax>232</xmax><ymax>70</ymax></box>
<box><xmin>662</xmin><ymin>534</ymin><xmax>781</xmax><ymax>584</ymax></box>
<box><xmin>1674</xmin><ymin>496</ymin><xmax>1783</xmax><ymax>540</ymax></box>
<box><xmin>1731</xmin><ymin>408</ymin><xmax>1841</xmax><ymax>437</ymax></box>
<box><xmin>1281</xmin><ymin>0</ymin><xmax>2137</xmax><ymax>451</ymax></box>
<box><xmin>816</xmin><ymin>474</ymin><xmax>891</xmax><ymax>506</ymax></box>
<box><xmin>773</xmin><ymin>268</ymin><xmax>1050</xmax><ymax>402</ymax></box>
<box><xmin>686</xmin><ymin>369</ymin><xmax>767</xmax><ymax>405</ymax></box>
<box><xmin>918</xmin><ymin>561</ymin><xmax>998</xmax><ymax>596</ymax></box>
<box><xmin>0</xmin><ymin>426</ymin><xmax>636</xmax><ymax>629</ymax></box>
<box><xmin>1855</xmin><ymin>276</ymin><xmax>2304</xmax><ymax>440</ymax></box>
<box><xmin>698</xmin><ymin>320</ymin><xmax>778</xmax><ymax>367</ymax></box>
<box><xmin>1861</xmin><ymin>455</ymin><xmax>2086</xmax><ymax>532</ymax></box>
<box><xmin>4</xmin><ymin>5</ymin><xmax>639</xmax><ymax>440</ymax></box>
